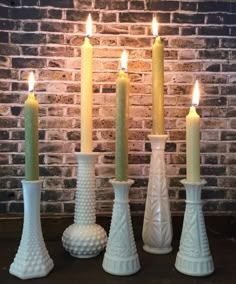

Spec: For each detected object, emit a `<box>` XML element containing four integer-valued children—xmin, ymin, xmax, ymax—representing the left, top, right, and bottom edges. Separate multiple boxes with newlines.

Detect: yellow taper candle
<box><xmin>25</xmin><ymin>72</ymin><xmax>39</xmax><ymax>180</ymax></box>
<box><xmin>186</xmin><ymin>80</ymin><xmax>201</xmax><ymax>182</ymax></box>
<box><xmin>81</xmin><ymin>14</ymin><xmax>93</xmax><ymax>152</ymax></box>
<box><xmin>152</xmin><ymin>17</ymin><xmax>165</xmax><ymax>135</ymax></box>
<box><xmin>115</xmin><ymin>50</ymin><xmax>129</xmax><ymax>181</ymax></box>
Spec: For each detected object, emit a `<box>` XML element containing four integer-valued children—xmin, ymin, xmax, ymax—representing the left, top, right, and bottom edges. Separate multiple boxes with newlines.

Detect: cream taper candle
<box><xmin>81</xmin><ymin>14</ymin><xmax>93</xmax><ymax>153</ymax></box>
<box><xmin>186</xmin><ymin>80</ymin><xmax>200</xmax><ymax>182</ymax></box>
<box><xmin>25</xmin><ymin>72</ymin><xmax>39</xmax><ymax>181</ymax></box>
<box><xmin>152</xmin><ymin>17</ymin><xmax>165</xmax><ymax>135</ymax></box>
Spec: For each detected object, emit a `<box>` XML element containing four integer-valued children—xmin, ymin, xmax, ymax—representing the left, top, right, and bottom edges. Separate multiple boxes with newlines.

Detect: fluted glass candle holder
<box><xmin>62</xmin><ymin>153</ymin><xmax>107</xmax><ymax>258</ymax></box>
<box><xmin>9</xmin><ymin>180</ymin><xmax>54</xmax><ymax>280</ymax></box>
<box><xmin>142</xmin><ymin>134</ymin><xmax>173</xmax><ymax>254</ymax></box>
<box><xmin>102</xmin><ymin>179</ymin><xmax>140</xmax><ymax>276</ymax></box>
<box><xmin>175</xmin><ymin>179</ymin><xmax>214</xmax><ymax>276</ymax></box>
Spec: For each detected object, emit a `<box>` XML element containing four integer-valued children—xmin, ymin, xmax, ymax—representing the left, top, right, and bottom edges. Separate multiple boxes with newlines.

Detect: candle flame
<box><xmin>192</xmin><ymin>80</ymin><xmax>200</xmax><ymax>106</ymax></box>
<box><xmin>86</xmin><ymin>14</ymin><xmax>92</xmax><ymax>37</ymax></box>
<box><xmin>152</xmin><ymin>17</ymin><xmax>158</xmax><ymax>37</ymax></box>
<box><xmin>120</xmin><ymin>50</ymin><xmax>128</xmax><ymax>71</ymax></box>
<box><xmin>28</xmin><ymin>72</ymin><xmax>35</xmax><ymax>92</ymax></box>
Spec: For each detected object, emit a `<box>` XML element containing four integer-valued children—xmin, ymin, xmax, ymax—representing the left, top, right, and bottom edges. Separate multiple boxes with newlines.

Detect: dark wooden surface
<box><xmin>0</xmin><ymin>215</ymin><xmax>235</xmax><ymax>283</ymax></box>
<box><xmin>1</xmin><ymin>237</ymin><xmax>236</xmax><ymax>284</ymax></box>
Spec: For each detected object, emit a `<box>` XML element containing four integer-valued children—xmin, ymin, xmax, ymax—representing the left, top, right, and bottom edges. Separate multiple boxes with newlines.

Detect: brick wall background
<box><xmin>0</xmin><ymin>0</ymin><xmax>235</xmax><ymax>216</ymax></box>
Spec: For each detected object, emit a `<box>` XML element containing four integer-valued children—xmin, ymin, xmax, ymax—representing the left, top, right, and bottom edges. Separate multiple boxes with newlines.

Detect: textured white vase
<box><xmin>142</xmin><ymin>134</ymin><xmax>173</xmax><ymax>254</ymax></box>
<box><xmin>62</xmin><ymin>153</ymin><xmax>107</xmax><ymax>258</ymax></box>
<box><xmin>175</xmin><ymin>179</ymin><xmax>214</xmax><ymax>276</ymax></box>
<box><xmin>9</xmin><ymin>180</ymin><xmax>54</xmax><ymax>280</ymax></box>
<box><xmin>102</xmin><ymin>179</ymin><xmax>140</xmax><ymax>276</ymax></box>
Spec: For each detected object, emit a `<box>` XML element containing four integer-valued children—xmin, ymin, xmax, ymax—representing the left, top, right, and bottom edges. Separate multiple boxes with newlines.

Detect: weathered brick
<box><xmin>22</xmin><ymin>22</ymin><xmax>38</xmax><ymax>31</ymax></box>
<box><xmin>41</xmin><ymin>22</ymin><xmax>74</xmax><ymax>33</ymax></box>
<box><xmin>180</xmin><ymin>2</ymin><xmax>196</xmax><ymax>11</ymax></box>
<box><xmin>0</xmin><ymin>31</ymin><xmax>8</xmax><ymax>43</ymax></box>
<box><xmin>0</xmin><ymin>7</ymin><xmax>9</xmax><ymax>18</ymax></box>
<box><xmin>22</xmin><ymin>0</ymin><xmax>39</xmax><ymax>5</ymax></box>
<box><xmin>198</xmin><ymin>50</ymin><xmax>228</xmax><ymax>60</ymax></box>
<box><xmin>0</xmin><ymin>20</ymin><xmax>15</xmax><ymax>30</ymax></box>
<box><xmin>149</xmin><ymin>1</ymin><xmax>179</xmax><ymax>11</ymax></box>
<box><xmin>198</xmin><ymin>26</ymin><xmax>229</xmax><ymax>36</ymax></box>
<box><xmin>198</xmin><ymin>2</ymin><xmax>230</xmax><ymax>12</ymax></box>
<box><xmin>48</xmin><ymin>9</ymin><xmax>62</xmax><ymax>19</ymax></box>
<box><xmin>12</xmin><ymin>58</ymin><xmax>46</xmax><ymax>68</ymax></box>
<box><xmin>40</xmin><ymin>0</ymin><xmax>74</xmax><ymax>8</ymax></box>
<box><xmin>64</xmin><ymin>179</ymin><xmax>76</xmax><ymax>189</ymax></box>
<box><xmin>218</xmin><ymin>201</ymin><xmax>236</xmax><ymax>212</ymax></box>
<box><xmin>9</xmin><ymin>8</ymin><xmax>45</xmax><ymax>19</ymax></box>
<box><xmin>173</xmin><ymin>13</ymin><xmax>204</xmax><ymax>24</ymax></box>
<box><xmin>222</xmin><ymin>38</ymin><xmax>236</xmax><ymax>48</ymax></box>
<box><xmin>74</xmin><ymin>0</ymin><xmax>92</xmax><ymax>9</ymax></box>
<box><xmin>221</xmin><ymin>131</ymin><xmax>236</xmax><ymax>141</ymax></box>
<box><xmin>130</xmin><ymin>1</ymin><xmax>145</xmax><ymax>10</ymax></box>
<box><xmin>102</xmin><ymin>12</ymin><xmax>117</xmax><ymax>23</ymax></box>
<box><xmin>66</xmin><ymin>10</ymin><xmax>99</xmax><ymax>22</ymax></box>
<box><xmin>0</xmin><ymin>130</ymin><xmax>9</xmax><ymax>140</ymax></box>
<box><xmin>95</xmin><ymin>0</ymin><xmax>127</xmax><ymax>10</ymax></box>
<box><xmin>42</xmin><ymin>202</ymin><xmax>63</xmax><ymax>213</ymax></box>
<box><xmin>181</xmin><ymin>27</ymin><xmax>196</xmax><ymax>36</ymax></box>
<box><xmin>206</xmin><ymin>14</ymin><xmax>224</xmax><ymax>25</ymax></box>
<box><xmin>9</xmin><ymin>202</ymin><xmax>24</xmax><ymax>213</ymax></box>
<box><xmin>11</xmin><ymin>33</ymin><xmax>46</xmax><ymax>44</ymax></box>
<box><xmin>1</xmin><ymin>0</ymin><xmax>21</xmax><ymax>6</ymax></box>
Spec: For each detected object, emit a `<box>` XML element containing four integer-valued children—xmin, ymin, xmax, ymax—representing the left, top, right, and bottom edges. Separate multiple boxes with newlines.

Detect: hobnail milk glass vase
<box><xmin>62</xmin><ymin>153</ymin><xmax>107</xmax><ymax>258</ymax></box>
<box><xmin>102</xmin><ymin>179</ymin><xmax>140</xmax><ymax>276</ymax></box>
<box><xmin>175</xmin><ymin>179</ymin><xmax>214</xmax><ymax>276</ymax></box>
<box><xmin>142</xmin><ymin>134</ymin><xmax>173</xmax><ymax>254</ymax></box>
<box><xmin>9</xmin><ymin>180</ymin><xmax>54</xmax><ymax>280</ymax></box>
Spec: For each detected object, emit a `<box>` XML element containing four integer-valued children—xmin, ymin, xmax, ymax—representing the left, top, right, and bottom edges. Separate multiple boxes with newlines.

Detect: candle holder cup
<box><xmin>9</xmin><ymin>180</ymin><xmax>54</xmax><ymax>280</ymax></box>
<box><xmin>142</xmin><ymin>134</ymin><xmax>173</xmax><ymax>254</ymax></box>
<box><xmin>102</xmin><ymin>179</ymin><xmax>140</xmax><ymax>276</ymax></box>
<box><xmin>62</xmin><ymin>153</ymin><xmax>107</xmax><ymax>258</ymax></box>
<box><xmin>175</xmin><ymin>179</ymin><xmax>214</xmax><ymax>276</ymax></box>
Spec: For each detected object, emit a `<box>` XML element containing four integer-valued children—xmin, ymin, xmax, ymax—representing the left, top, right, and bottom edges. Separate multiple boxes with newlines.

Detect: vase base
<box><xmin>143</xmin><ymin>244</ymin><xmax>172</xmax><ymax>254</ymax></box>
<box><xmin>62</xmin><ymin>223</ymin><xmax>107</xmax><ymax>258</ymax></box>
<box><xmin>175</xmin><ymin>252</ymin><xmax>214</xmax><ymax>277</ymax></box>
<box><xmin>70</xmin><ymin>252</ymin><xmax>99</xmax><ymax>259</ymax></box>
<box><xmin>102</xmin><ymin>253</ymin><xmax>140</xmax><ymax>276</ymax></box>
<box><xmin>9</xmin><ymin>262</ymin><xmax>54</xmax><ymax>280</ymax></box>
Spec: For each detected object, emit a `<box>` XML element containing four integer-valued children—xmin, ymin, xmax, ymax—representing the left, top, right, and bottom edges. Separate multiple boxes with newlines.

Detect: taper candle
<box><xmin>152</xmin><ymin>17</ymin><xmax>165</xmax><ymax>135</ymax></box>
<box><xmin>25</xmin><ymin>72</ymin><xmax>39</xmax><ymax>181</ymax></box>
<box><xmin>186</xmin><ymin>80</ymin><xmax>200</xmax><ymax>182</ymax></box>
<box><xmin>81</xmin><ymin>14</ymin><xmax>93</xmax><ymax>153</ymax></box>
<box><xmin>115</xmin><ymin>50</ymin><xmax>129</xmax><ymax>181</ymax></box>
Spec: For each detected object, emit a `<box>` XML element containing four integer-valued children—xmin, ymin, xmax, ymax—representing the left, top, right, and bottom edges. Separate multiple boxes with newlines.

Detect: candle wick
<box><xmin>86</xmin><ymin>34</ymin><xmax>90</xmax><ymax>38</ymax></box>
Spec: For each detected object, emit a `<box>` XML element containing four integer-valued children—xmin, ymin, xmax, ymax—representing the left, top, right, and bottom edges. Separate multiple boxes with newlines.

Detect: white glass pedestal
<box><xmin>142</xmin><ymin>134</ymin><xmax>173</xmax><ymax>254</ymax></box>
<box><xmin>175</xmin><ymin>179</ymin><xmax>214</xmax><ymax>276</ymax></box>
<box><xmin>102</xmin><ymin>179</ymin><xmax>140</xmax><ymax>276</ymax></box>
<box><xmin>62</xmin><ymin>153</ymin><xmax>107</xmax><ymax>258</ymax></box>
<box><xmin>9</xmin><ymin>180</ymin><xmax>54</xmax><ymax>280</ymax></box>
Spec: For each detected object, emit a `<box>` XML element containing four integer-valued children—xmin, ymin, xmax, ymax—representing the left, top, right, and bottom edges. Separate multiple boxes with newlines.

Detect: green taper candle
<box><xmin>115</xmin><ymin>50</ymin><xmax>129</xmax><ymax>181</ymax></box>
<box><xmin>152</xmin><ymin>17</ymin><xmax>165</xmax><ymax>135</ymax></box>
<box><xmin>25</xmin><ymin>72</ymin><xmax>39</xmax><ymax>180</ymax></box>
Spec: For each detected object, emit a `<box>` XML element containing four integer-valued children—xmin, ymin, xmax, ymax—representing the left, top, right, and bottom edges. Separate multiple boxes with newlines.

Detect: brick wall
<box><xmin>0</xmin><ymin>0</ymin><xmax>235</xmax><ymax>216</ymax></box>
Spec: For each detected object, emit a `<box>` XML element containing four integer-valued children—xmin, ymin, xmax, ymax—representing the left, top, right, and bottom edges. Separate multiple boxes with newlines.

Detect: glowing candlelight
<box><xmin>186</xmin><ymin>80</ymin><xmax>201</xmax><ymax>182</ymax></box>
